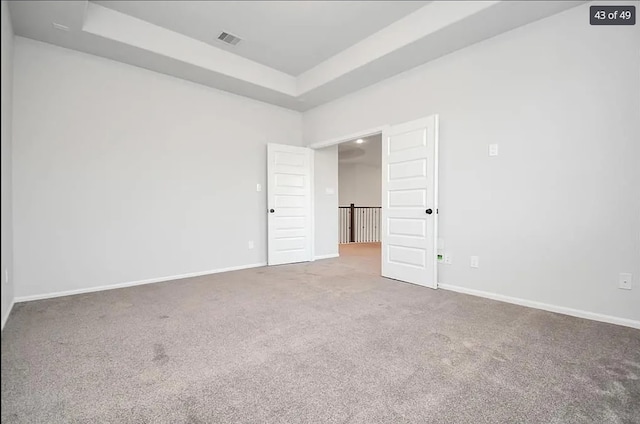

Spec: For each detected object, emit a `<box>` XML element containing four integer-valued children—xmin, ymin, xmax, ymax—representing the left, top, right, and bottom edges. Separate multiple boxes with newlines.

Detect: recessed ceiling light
<box><xmin>356</xmin><ymin>139</ymin><xmax>365</xmax><ymax>144</ymax></box>
<box><xmin>52</xmin><ymin>22</ymin><xmax>70</xmax><ymax>31</ymax></box>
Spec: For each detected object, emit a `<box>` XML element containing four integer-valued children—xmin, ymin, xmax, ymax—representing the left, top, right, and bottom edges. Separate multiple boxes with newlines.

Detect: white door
<box><xmin>267</xmin><ymin>143</ymin><xmax>313</xmax><ymax>266</ymax></box>
<box><xmin>381</xmin><ymin>115</ymin><xmax>439</xmax><ymax>288</ymax></box>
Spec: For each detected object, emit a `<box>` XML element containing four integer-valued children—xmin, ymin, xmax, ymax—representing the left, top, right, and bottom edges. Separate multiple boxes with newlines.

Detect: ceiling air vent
<box><xmin>217</xmin><ymin>32</ymin><xmax>241</xmax><ymax>46</ymax></box>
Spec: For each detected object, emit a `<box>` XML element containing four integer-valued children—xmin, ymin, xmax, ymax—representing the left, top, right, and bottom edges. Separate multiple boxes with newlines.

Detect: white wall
<box><xmin>1</xmin><ymin>0</ymin><xmax>15</xmax><ymax>329</ymax></box>
<box><xmin>314</xmin><ymin>146</ymin><xmax>339</xmax><ymax>258</ymax></box>
<box><xmin>304</xmin><ymin>3</ymin><xmax>640</xmax><ymax>323</ymax></box>
<box><xmin>338</xmin><ymin>163</ymin><xmax>381</xmax><ymax>207</ymax></box>
<box><xmin>12</xmin><ymin>37</ymin><xmax>302</xmax><ymax>299</ymax></box>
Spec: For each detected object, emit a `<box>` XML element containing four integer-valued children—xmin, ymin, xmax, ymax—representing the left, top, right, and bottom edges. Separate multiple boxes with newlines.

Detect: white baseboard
<box><xmin>314</xmin><ymin>253</ymin><xmax>339</xmax><ymax>261</ymax></box>
<box><xmin>438</xmin><ymin>284</ymin><xmax>640</xmax><ymax>330</ymax></box>
<box><xmin>1</xmin><ymin>298</ymin><xmax>15</xmax><ymax>332</ymax></box>
<box><xmin>14</xmin><ymin>262</ymin><xmax>268</xmax><ymax>303</ymax></box>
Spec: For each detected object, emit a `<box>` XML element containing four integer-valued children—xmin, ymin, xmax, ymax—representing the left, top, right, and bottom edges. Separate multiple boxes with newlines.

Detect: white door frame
<box><xmin>308</xmin><ymin>125</ymin><xmax>386</xmax><ymax>262</ymax></box>
<box><xmin>308</xmin><ymin>118</ymin><xmax>439</xmax><ymax>287</ymax></box>
<box><xmin>308</xmin><ymin>126</ymin><xmax>388</xmax><ymax>150</ymax></box>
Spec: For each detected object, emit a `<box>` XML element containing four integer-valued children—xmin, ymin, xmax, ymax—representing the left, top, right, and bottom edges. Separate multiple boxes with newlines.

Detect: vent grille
<box><xmin>217</xmin><ymin>32</ymin><xmax>241</xmax><ymax>46</ymax></box>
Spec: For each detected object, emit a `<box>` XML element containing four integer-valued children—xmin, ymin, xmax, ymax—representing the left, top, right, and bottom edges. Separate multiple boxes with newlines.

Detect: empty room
<box><xmin>1</xmin><ymin>1</ymin><xmax>639</xmax><ymax>423</ymax></box>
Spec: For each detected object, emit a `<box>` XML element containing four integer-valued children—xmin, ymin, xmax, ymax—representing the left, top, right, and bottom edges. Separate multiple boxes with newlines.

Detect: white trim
<box><xmin>14</xmin><ymin>262</ymin><xmax>267</xmax><ymax>303</ymax></box>
<box><xmin>310</xmin><ymin>147</ymin><xmax>316</xmax><ymax>262</ymax></box>
<box><xmin>1</xmin><ymin>298</ymin><xmax>15</xmax><ymax>331</ymax></box>
<box><xmin>432</xmin><ymin>115</ymin><xmax>439</xmax><ymax>289</ymax></box>
<box><xmin>308</xmin><ymin>126</ymin><xmax>386</xmax><ymax>150</ymax></box>
<box><xmin>438</xmin><ymin>284</ymin><xmax>640</xmax><ymax>330</ymax></box>
<box><xmin>314</xmin><ymin>253</ymin><xmax>339</xmax><ymax>260</ymax></box>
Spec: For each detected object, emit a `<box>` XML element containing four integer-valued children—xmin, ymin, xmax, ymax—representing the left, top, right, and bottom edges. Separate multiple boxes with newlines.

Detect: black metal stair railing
<box><xmin>339</xmin><ymin>203</ymin><xmax>381</xmax><ymax>243</ymax></box>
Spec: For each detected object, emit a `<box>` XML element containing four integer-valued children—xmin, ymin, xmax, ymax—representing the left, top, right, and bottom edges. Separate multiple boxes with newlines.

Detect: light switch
<box><xmin>489</xmin><ymin>144</ymin><xmax>499</xmax><ymax>157</ymax></box>
<box><xmin>256</xmin><ymin>184</ymin><xmax>262</xmax><ymax>192</ymax></box>
<box><xmin>325</xmin><ymin>187</ymin><xmax>335</xmax><ymax>195</ymax></box>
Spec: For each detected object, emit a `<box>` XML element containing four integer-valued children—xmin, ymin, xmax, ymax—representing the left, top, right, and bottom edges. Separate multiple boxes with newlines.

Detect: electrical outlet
<box><xmin>444</xmin><ymin>254</ymin><xmax>452</xmax><ymax>264</ymax></box>
<box><xmin>470</xmin><ymin>256</ymin><xmax>479</xmax><ymax>268</ymax></box>
<box><xmin>619</xmin><ymin>273</ymin><xmax>632</xmax><ymax>290</ymax></box>
<box><xmin>248</xmin><ymin>241</ymin><xmax>254</xmax><ymax>249</ymax></box>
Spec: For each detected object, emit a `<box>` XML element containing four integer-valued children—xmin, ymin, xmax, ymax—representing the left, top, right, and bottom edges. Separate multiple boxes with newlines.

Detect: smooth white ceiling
<box><xmin>94</xmin><ymin>1</ymin><xmax>428</xmax><ymax>76</ymax></box>
<box><xmin>339</xmin><ymin>135</ymin><xmax>382</xmax><ymax>167</ymax></box>
<box><xmin>8</xmin><ymin>1</ymin><xmax>585</xmax><ymax>111</ymax></box>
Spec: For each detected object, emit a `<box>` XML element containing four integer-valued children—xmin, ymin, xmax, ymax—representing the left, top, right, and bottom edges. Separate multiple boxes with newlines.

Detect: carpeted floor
<box><xmin>2</xmin><ymin>243</ymin><xmax>639</xmax><ymax>423</ymax></box>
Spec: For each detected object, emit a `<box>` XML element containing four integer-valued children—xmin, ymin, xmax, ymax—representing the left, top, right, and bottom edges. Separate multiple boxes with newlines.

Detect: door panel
<box><xmin>381</xmin><ymin>115</ymin><xmax>438</xmax><ymax>288</ymax></box>
<box><xmin>267</xmin><ymin>143</ymin><xmax>313</xmax><ymax>266</ymax></box>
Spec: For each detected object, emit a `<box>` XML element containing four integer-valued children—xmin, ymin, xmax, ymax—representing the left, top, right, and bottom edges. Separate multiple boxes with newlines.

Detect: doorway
<box><xmin>309</xmin><ymin>115</ymin><xmax>439</xmax><ymax>288</ymax></box>
<box><xmin>337</xmin><ymin>134</ymin><xmax>382</xmax><ymax>262</ymax></box>
<box><xmin>271</xmin><ymin>115</ymin><xmax>439</xmax><ymax>288</ymax></box>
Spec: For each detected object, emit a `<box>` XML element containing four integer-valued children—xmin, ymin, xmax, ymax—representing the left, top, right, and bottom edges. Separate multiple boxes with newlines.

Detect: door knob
<box><xmin>425</xmin><ymin>209</ymin><xmax>433</xmax><ymax>215</ymax></box>
<box><xmin>269</xmin><ymin>209</ymin><xmax>275</xmax><ymax>213</ymax></box>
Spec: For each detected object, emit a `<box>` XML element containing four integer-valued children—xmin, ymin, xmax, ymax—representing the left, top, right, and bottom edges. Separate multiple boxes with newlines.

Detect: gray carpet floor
<box><xmin>2</xmin><ymin>243</ymin><xmax>639</xmax><ymax>423</ymax></box>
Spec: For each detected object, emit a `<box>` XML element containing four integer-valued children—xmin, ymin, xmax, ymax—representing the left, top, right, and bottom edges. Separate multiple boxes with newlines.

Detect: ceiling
<box><xmin>8</xmin><ymin>1</ymin><xmax>585</xmax><ymax>111</ymax></box>
<box><xmin>339</xmin><ymin>135</ymin><xmax>382</xmax><ymax>168</ymax></box>
<box><xmin>94</xmin><ymin>1</ymin><xmax>428</xmax><ymax>76</ymax></box>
